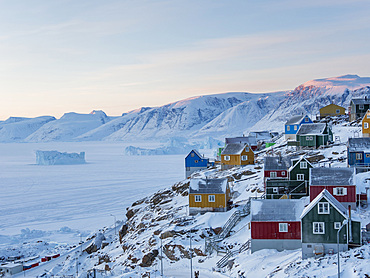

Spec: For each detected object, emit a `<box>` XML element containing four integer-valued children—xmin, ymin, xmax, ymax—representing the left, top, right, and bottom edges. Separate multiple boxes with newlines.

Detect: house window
<box><xmin>318</xmin><ymin>202</ymin><xmax>329</xmax><ymax>214</ymax></box>
<box><xmin>194</xmin><ymin>160</ymin><xmax>198</xmax><ymax>163</ymax></box>
<box><xmin>336</xmin><ymin>109</ymin><xmax>340</xmax><ymax>114</ymax></box>
<box><xmin>305</xmin><ymin>117</ymin><xmax>309</xmax><ymax>122</ymax></box>
<box><xmin>245</xmin><ymin>147</ymin><xmax>249</xmax><ymax>152</ymax></box>
<box><xmin>281</xmin><ymin>171</ymin><xmax>286</xmax><ymax>176</ymax></box>
<box><xmin>241</xmin><ymin>155</ymin><xmax>248</xmax><ymax>161</ymax></box>
<box><xmin>273</xmin><ymin>187</ymin><xmax>278</xmax><ymax>193</ymax></box>
<box><xmin>368</xmin><ymin>113</ymin><xmax>370</xmax><ymax>119</ymax></box>
<box><xmin>366</xmin><ymin>154</ymin><xmax>370</xmax><ymax>158</ymax></box>
<box><xmin>279</xmin><ymin>223</ymin><xmax>288</xmax><ymax>232</ymax></box>
<box><xmin>313</xmin><ymin>222</ymin><xmax>325</xmax><ymax>234</ymax></box>
<box><xmin>195</xmin><ymin>195</ymin><xmax>201</xmax><ymax>202</ymax></box>
<box><xmin>306</xmin><ymin>136</ymin><xmax>313</xmax><ymax>141</ymax></box>
<box><xmin>287</xmin><ymin>126</ymin><xmax>290</xmax><ymax>131</ymax></box>
<box><xmin>300</xmin><ymin>161</ymin><xmax>307</xmax><ymax>169</ymax></box>
<box><xmin>365</xmin><ymin>122</ymin><xmax>369</xmax><ymax>129</ymax></box>
<box><xmin>208</xmin><ymin>195</ymin><xmax>215</xmax><ymax>202</ymax></box>
<box><xmin>297</xmin><ymin>174</ymin><xmax>304</xmax><ymax>181</ymax></box>
<box><xmin>333</xmin><ymin>187</ymin><xmax>347</xmax><ymax>196</ymax></box>
<box><xmin>270</xmin><ymin>172</ymin><xmax>277</xmax><ymax>178</ymax></box>
<box><xmin>224</xmin><ymin>155</ymin><xmax>230</xmax><ymax>161</ymax></box>
<box><xmin>356</xmin><ymin>153</ymin><xmax>363</xmax><ymax>160</ymax></box>
<box><xmin>191</xmin><ymin>153</ymin><xmax>195</xmax><ymax>157</ymax></box>
<box><xmin>294</xmin><ymin>125</ymin><xmax>298</xmax><ymax>130</ymax></box>
<box><xmin>359</xmin><ymin>104</ymin><xmax>364</xmax><ymax>110</ymax></box>
<box><xmin>334</xmin><ymin>222</ymin><xmax>341</xmax><ymax>229</ymax></box>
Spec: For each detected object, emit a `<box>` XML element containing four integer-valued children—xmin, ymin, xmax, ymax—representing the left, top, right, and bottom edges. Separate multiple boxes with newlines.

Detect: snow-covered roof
<box><xmin>310</xmin><ymin>167</ymin><xmax>355</xmax><ymax>186</ymax></box>
<box><xmin>348</xmin><ymin>137</ymin><xmax>370</xmax><ymax>152</ymax></box>
<box><xmin>300</xmin><ymin>189</ymin><xmax>347</xmax><ymax>219</ymax></box>
<box><xmin>285</xmin><ymin>115</ymin><xmax>305</xmax><ymax>125</ymax></box>
<box><xmin>264</xmin><ymin>156</ymin><xmax>293</xmax><ymax>171</ymax></box>
<box><xmin>249</xmin><ymin>131</ymin><xmax>272</xmax><ymax>141</ymax></box>
<box><xmin>251</xmin><ymin>198</ymin><xmax>307</xmax><ymax>222</ymax></box>
<box><xmin>225</xmin><ymin>136</ymin><xmax>257</xmax><ymax>146</ymax></box>
<box><xmin>289</xmin><ymin>156</ymin><xmax>313</xmax><ymax>171</ymax></box>
<box><xmin>221</xmin><ymin>143</ymin><xmax>248</xmax><ymax>155</ymax></box>
<box><xmin>351</xmin><ymin>97</ymin><xmax>370</xmax><ymax>105</ymax></box>
<box><xmin>189</xmin><ymin>178</ymin><xmax>228</xmax><ymax>194</ymax></box>
<box><xmin>296</xmin><ymin>123</ymin><xmax>326</xmax><ymax>135</ymax></box>
<box><xmin>187</xmin><ymin>149</ymin><xmax>203</xmax><ymax>158</ymax></box>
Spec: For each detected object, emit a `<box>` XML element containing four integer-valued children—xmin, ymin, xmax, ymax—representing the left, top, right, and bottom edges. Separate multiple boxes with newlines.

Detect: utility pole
<box><xmin>160</xmin><ymin>237</ymin><xmax>163</xmax><ymax>277</ymax></box>
<box><xmin>337</xmin><ymin>219</ymin><xmax>348</xmax><ymax>278</ymax></box>
<box><xmin>190</xmin><ymin>230</ymin><xmax>193</xmax><ymax>278</ymax></box>
<box><xmin>110</xmin><ymin>214</ymin><xmax>117</xmax><ymax>235</ymax></box>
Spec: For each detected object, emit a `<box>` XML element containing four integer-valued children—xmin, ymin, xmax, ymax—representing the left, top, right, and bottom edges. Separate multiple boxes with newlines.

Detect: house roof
<box><xmin>351</xmin><ymin>98</ymin><xmax>370</xmax><ymax>105</ymax></box>
<box><xmin>251</xmin><ymin>198</ymin><xmax>308</xmax><ymax>221</ymax></box>
<box><xmin>296</xmin><ymin>123</ymin><xmax>327</xmax><ymax>135</ymax></box>
<box><xmin>225</xmin><ymin>136</ymin><xmax>258</xmax><ymax>146</ymax></box>
<box><xmin>320</xmin><ymin>103</ymin><xmax>344</xmax><ymax>110</ymax></box>
<box><xmin>221</xmin><ymin>143</ymin><xmax>249</xmax><ymax>155</ymax></box>
<box><xmin>186</xmin><ymin>149</ymin><xmax>203</xmax><ymax>159</ymax></box>
<box><xmin>300</xmin><ymin>189</ymin><xmax>347</xmax><ymax>219</ymax></box>
<box><xmin>347</xmin><ymin>137</ymin><xmax>370</xmax><ymax>152</ymax></box>
<box><xmin>309</xmin><ymin>167</ymin><xmax>355</xmax><ymax>186</ymax></box>
<box><xmin>249</xmin><ymin>131</ymin><xmax>272</xmax><ymax>141</ymax></box>
<box><xmin>189</xmin><ymin>178</ymin><xmax>228</xmax><ymax>194</ymax></box>
<box><xmin>264</xmin><ymin>156</ymin><xmax>293</xmax><ymax>171</ymax></box>
<box><xmin>285</xmin><ymin>115</ymin><xmax>306</xmax><ymax>125</ymax></box>
<box><xmin>289</xmin><ymin>156</ymin><xmax>313</xmax><ymax>171</ymax></box>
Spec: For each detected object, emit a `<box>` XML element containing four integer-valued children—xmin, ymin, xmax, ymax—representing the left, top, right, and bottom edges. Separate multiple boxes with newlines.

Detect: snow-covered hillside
<box><xmin>3</xmin><ymin>120</ymin><xmax>370</xmax><ymax>278</ymax></box>
<box><xmin>0</xmin><ymin>74</ymin><xmax>370</xmax><ymax>143</ymax></box>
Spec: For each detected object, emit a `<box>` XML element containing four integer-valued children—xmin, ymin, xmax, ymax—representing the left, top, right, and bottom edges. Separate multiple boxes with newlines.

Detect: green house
<box><xmin>265</xmin><ymin>157</ymin><xmax>312</xmax><ymax>199</ymax></box>
<box><xmin>296</xmin><ymin>123</ymin><xmax>333</xmax><ymax>148</ymax></box>
<box><xmin>289</xmin><ymin>157</ymin><xmax>313</xmax><ymax>182</ymax></box>
<box><xmin>300</xmin><ymin>189</ymin><xmax>361</xmax><ymax>259</ymax></box>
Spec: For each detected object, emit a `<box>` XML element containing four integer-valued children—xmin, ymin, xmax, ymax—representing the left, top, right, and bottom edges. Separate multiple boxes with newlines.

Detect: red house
<box><xmin>263</xmin><ymin>156</ymin><xmax>293</xmax><ymax>186</ymax></box>
<box><xmin>250</xmin><ymin>198</ymin><xmax>307</xmax><ymax>253</ymax></box>
<box><xmin>309</xmin><ymin>167</ymin><xmax>356</xmax><ymax>208</ymax></box>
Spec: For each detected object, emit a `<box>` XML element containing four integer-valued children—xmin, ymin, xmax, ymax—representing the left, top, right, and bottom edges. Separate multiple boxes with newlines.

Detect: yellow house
<box><xmin>188</xmin><ymin>178</ymin><xmax>231</xmax><ymax>215</ymax></box>
<box><xmin>221</xmin><ymin>143</ymin><xmax>254</xmax><ymax>170</ymax></box>
<box><xmin>362</xmin><ymin>109</ymin><xmax>370</xmax><ymax>137</ymax></box>
<box><xmin>319</xmin><ymin>104</ymin><xmax>345</xmax><ymax>118</ymax></box>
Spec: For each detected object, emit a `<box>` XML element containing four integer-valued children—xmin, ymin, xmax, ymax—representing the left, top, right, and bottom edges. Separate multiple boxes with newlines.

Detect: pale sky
<box><xmin>1</xmin><ymin>0</ymin><xmax>370</xmax><ymax>120</ymax></box>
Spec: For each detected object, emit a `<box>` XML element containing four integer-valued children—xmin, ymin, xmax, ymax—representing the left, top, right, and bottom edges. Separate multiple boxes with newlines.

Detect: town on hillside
<box><xmin>184</xmin><ymin>97</ymin><xmax>370</xmax><ymax>269</ymax></box>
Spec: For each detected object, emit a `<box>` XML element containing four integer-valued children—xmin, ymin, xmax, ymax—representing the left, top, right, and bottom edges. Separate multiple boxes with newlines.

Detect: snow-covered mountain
<box><xmin>2</xmin><ymin>74</ymin><xmax>370</xmax><ymax>143</ymax></box>
<box><xmin>25</xmin><ymin>111</ymin><xmax>112</xmax><ymax>142</ymax></box>
<box><xmin>0</xmin><ymin>116</ymin><xmax>56</xmax><ymax>142</ymax></box>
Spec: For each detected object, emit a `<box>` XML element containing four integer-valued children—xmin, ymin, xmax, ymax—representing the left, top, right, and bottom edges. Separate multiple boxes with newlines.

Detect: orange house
<box><xmin>188</xmin><ymin>178</ymin><xmax>231</xmax><ymax>215</ymax></box>
<box><xmin>221</xmin><ymin>143</ymin><xmax>254</xmax><ymax>170</ymax></box>
<box><xmin>362</xmin><ymin>109</ymin><xmax>370</xmax><ymax>138</ymax></box>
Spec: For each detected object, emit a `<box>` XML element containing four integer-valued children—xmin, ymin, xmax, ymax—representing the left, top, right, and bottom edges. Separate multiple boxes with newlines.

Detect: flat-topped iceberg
<box><xmin>36</xmin><ymin>150</ymin><xmax>86</xmax><ymax>165</ymax></box>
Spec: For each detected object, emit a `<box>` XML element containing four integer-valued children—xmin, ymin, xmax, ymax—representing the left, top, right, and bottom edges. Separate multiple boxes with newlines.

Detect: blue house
<box><xmin>347</xmin><ymin>137</ymin><xmax>370</xmax><ymax>168</ymax></box>
<box><xmin>285</xmin><ymin>115</ymin><xmax>313</xmax><ymax>140</ymax></box>
<box><xmin>185</xmin><ymin>150</ymin><xmax>212</xmax><ymax>178</ymax></box>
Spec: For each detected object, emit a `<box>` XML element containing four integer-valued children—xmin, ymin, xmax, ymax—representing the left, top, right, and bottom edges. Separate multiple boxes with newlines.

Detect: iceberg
<box><xmin>36</xmin><ymin>150</ymin><xmax>86</xmax><ymax>165</ymax></box>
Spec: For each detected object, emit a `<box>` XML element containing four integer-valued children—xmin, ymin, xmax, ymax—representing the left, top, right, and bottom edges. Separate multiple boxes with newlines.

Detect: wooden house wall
<box><xmin>289</xmin><ymin>161</ymin><xmax>312</xmax><ymax>181</ymax></box>
<box><xmin>309</xmin><ymin>185</ymin><xmax>356</xmax><ymax>203</ymax></box>
<box><xmin>264</xmin><ymin>170</ymin><xmax>288</xmax><ymax>179</ymax></box>
<box><xmin>363</xmin><ymin>111</ymin><xmax>370</xmax><ymax>136</ymax></box>
<box><xmin>221</xmin><ymin>148</ymin><xmax>254</xmax><ymax>166</ymax></box>
<box><xmin>320</xmin><ymin>104</ymin><xmax>345</xmax><ymax>117</ymax></box>
<box><xmin>301</xmin><ymin>198</ymin><xmax>361</xmax><ymax>245</ymax></box>
<box><xmin>189</xmin><ymin>193</ymin><xmax>227</xmax><ymax>208</ymax></box>
<box><xmin>251</xmin><ymin>221</ymin><xmax>301</xmax><ymax>240</ymax></box>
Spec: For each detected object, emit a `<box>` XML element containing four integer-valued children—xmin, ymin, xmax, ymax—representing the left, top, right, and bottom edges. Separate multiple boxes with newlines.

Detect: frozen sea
<box><xmin>0</xmin><ymin>142</ymin><xmax>185</xmax><ymax>243</ymax></box>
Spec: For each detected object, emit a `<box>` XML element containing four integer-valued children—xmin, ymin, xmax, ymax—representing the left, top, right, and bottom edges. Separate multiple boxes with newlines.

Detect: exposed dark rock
<box><xmin>126</xmin><ymin>208</ymin><xmax>139</xmax><ymax>220</ymax></box>
<box><xmin>140</xmin><ymin>250</ymin><xmax>159</xmax><ymax>267</ymax></box>
<box><xmin>119</xmin><ymin>224</ymin><xmax>128</xmax><ymax>243</ymax></box>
